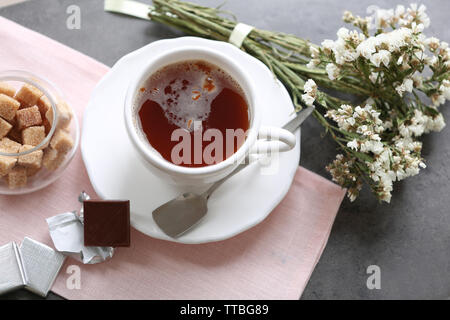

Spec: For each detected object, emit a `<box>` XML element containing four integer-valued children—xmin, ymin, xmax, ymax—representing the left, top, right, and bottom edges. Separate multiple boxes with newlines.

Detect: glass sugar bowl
<box><xmin>0</xmin><ymin>70</ymin><xmax>80</xmax><ymax>195</ymax></box>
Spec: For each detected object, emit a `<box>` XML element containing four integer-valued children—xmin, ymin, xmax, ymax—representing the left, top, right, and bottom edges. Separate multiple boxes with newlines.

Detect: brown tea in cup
<box><xmin>137</xmin><ymin>60</ymin><xmax>249</xmax><ymax>167</ymax></box>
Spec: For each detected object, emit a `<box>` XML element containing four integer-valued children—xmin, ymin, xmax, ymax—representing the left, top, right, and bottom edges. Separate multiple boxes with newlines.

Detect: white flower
<box><xmin>426</xmin><ymin>55</ymin><xmax>439</xmax><ymax>67</ymax></box>
<box><xmin>349</xmin><ymin>30</ymin><xmax>366</xmax><ymax>45</ymax></box>
<box><xmin>304</xmin><ymin>79</ymin><xmax>317</xmax><ymax>95</ymax></box>
<box><xmin>342</xmin><ymin>10</ymin><xmax>354</xmax><ymax>23</ymax></box>
<box><xmin>395</xmin><ymin>84</ymin><xmax>404</xmax><ymax>96</ymax></box>
<box><xmin>307</xmin><ymin>47</ymin><xmax>321</xmax><ymax>68</ymax></box>
<box><xmin>431</xmin><ymin>93</ymin><xmax>445</xmax><ymax>106</ymax></box>
<box><xmin>302</xmin><ymin>79</ymin><xmax>317</xmax><ymax>106</ymax></box>
<box><xmin>348</xmin><ymin>191</ymin><xmax>358</xmax><ymax>202</ymax></box>
<box><xmin>410</xmin><ymin>22</ymin><xmax>424</xmax><ymax>33</ymax></box>
<box><xmin>440</xmin><ymin>79</ymin><xmax>450</xmax><ymax>100</ymax></box>
<box><xmin>403</xmin><ymin>78</ymin><xmax>413</xmax><ymax>92</ymax></box>
<box><xmin>379</xmin><ymin>188</ymin><xmax>392</xmax><ymax>203</ymax></box>
<box><xmin>382</xmin><ymin>120</ymin><xmax>393</xmax><ymax>130</ymax></box>
<box><xmin>370</xmin><ymin>50</ymin><xmax>391</xmax><ymax>67</ymax></box>
<box><xmin>429</xmin><ymin>113</ymin><xmax>446</xmax><ymax>132</ymax></box>
<box><xmin>356</xmin><ymin>27</ymin><xmax>412</xmax><ymax>60</ymax></box>
<box><xmin>369</xmin><ymin>72</ymin><xmax>383</xmax><ymax>84</ymax></box>
<box><xmin>394</xmin><ymin>136</ymin><xmax>416</xmax><ymax>151</ymax></box>
<box><xmin>406</xmin><ymin>3</ymin><xmax>430</xmax><ymax>28</ymax></box>
<box><xmin>301</xmin><ymin>94</ymin><xmax>315</xmax><ymax>107</ymax></box>
<box><xmin>346</xmin><ymin>117</ymin><xmax>356</xmax><ymax>126</ymax></box>
<box><xmin>306</xmin><ymin>59</ymin><xmax>320</xmax><ymax>69</ymax></box>
<box><xmin>337</xmin><ymin>27</ymin><xmax>350</xmax><ymax>41</ymax></box>
<box><xmin>356</xmin><ymin>37</ymin><xmax>377</xmax><ymax>59</ymax></box>
<box><xmin>397</xmin><ymin>109</ymin><xmax>444</xmax><ymax>138</ymax></box>
<box><xmin>360</xmin><ymin>140</ymin><xmax>384</xmax><ymax>154</ymax></box>
<box><xmin>357</xmin><ymin>124</ymin><xmax>369</xmax><ymax>134</ymax></box>
<box><xmin>371</xmin><ymin>141</ymin><xmax>385</xmax><ymax>154</ymax></box>
<box><xmin>399</xmin><ymin>124</ymin><xmax>411</xmax><ymax>138</ymax></box>
<box><xmin>388</xmin><ymin>28</ymin><xmax>412</xmax><ymax>52</ymax></box>
<box><xmin>409</xmin><ymin>124</ymin><xmax>424</xmax><ymax>137</ymax></box>
<box><xmin>340</xmin><ymin>49</ymin><xmax>359</xmax><ymax>63</ymax></box>
<box><xmin>395</xmin><ymin>5</ymin><xmax>405</xmax><ymax>18</ymax></box>
<box><xmin>412</xmin><ymin>73</ymin><xmax>423</xmax><ymax>88</ymax></box>
<box><xmin>378</xmin><ymin>50</ymin><xmax>391</xmax><ymax>66</ymax></box>
<box><xmin>396</xmin><ymin>168</ymin><xmax>408</xmax><ymax>181</ymax></box>
<box><xmin>310</xmin><ymin>46</ymin><xmax>320</xmax><ymax>59</ymax></box>
<box><xmin>326</xmin><ymin>63</ymin><xmax>339</xmax><ymax>80</ymax></box>
<box><xmin>369</xmin><ymin>165</ymin><xmax>395</xmax><ymax>203</ymax></box>
<box><xmin>425</xmin><ymin>37</ymin><xmax>440</xmax><ymax>51</ymax></box>
<box><xmin>321</xmin><ymin>39</ymin><xmax>335</xmax><ymax>54</ymax></box>
<box><xmin>326</xmin><ymin>154</ymin><xmax>359</xmax><ymax>190</ymax></box>
<box><xmin>347</xmin><ymin>139</ymin><xmax>359</xmax><ymax>150</ymax></box>
<box><xmin>378</xmin><ymin>148</ymin><xmax>392</xmax><ymax>164</ymax></box>
<box><xmin>323</xmin><ymin>35</ymin><xmax>359</xmax><ymax>64</ymax></box>
<box><xmin>395</xmin><ymin>78</ymin><xmax>413</xmax><ymax>96</ymax></box>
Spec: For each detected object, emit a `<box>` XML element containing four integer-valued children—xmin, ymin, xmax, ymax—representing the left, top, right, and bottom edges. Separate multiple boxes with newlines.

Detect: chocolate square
<box><xmin>83</xmin><ymin>200</ymin><xmax>130</xmax><ymax>247</ymax></box>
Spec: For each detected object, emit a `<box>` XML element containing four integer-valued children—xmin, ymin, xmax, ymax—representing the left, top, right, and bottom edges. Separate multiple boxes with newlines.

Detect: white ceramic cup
<box><xmin>124</xmin><ymin>45</ymin><xmax>296</xmax><ymax>185</ymax></box>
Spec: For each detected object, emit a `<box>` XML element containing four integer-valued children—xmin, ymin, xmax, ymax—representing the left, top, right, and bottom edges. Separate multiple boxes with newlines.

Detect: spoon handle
<box><xmin>202</xmin><ymin>106</ymin><xmax>315</xmax><ymax>199</ymax></box>
<box><xmin>283</xmin><ymin>105</ymin><xmax>315</xmax><ymax>132</ymax></box>
<box><xmin>203</xmin><ymin>157</ymin><xmax>249</xmax><ymax>199</ymax></box>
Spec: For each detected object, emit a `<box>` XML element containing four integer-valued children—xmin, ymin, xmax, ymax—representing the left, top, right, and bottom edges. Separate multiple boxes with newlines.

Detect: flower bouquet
<box><xmin>144</xmin><ymin>1</ymin><xmax>449</xmax><ymax>203</ymax></box>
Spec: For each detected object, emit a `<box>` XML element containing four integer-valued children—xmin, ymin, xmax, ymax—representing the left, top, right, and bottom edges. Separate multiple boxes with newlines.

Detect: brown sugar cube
<box><xmin>16</xmin><ymin>106</ymin><xmax>42</xmax><ymax>130</ymax></box>
<box><xmin>0</xmin><ymin>139</ymin><xmax>19</xmax><ymax>177</ymax></box>
<box><xmin>18</xmin><ymin>145</ymin><xmax>43</xmax><ymax>170</ymax></box>
<box><xmin>0</xmin><ymin>137</ymin><xmax>21</xmax><ymax>153</ymax></box>
<box><xmin>0</xmin><ymin>94</ymin><xmax>20</xmax><ymax>121</ymax></box>
<box><xmin>37</xmin><ymin>95</ymin><xmax>51</xmax><ymax>116</ymax></box>
<box><xmin>5</xmin><ymin>166</ymin><xmax>27</xmax><ymax>189</ymax></box>
<box><xmin>22</xmin><ymin>126</ymin><xmax>46</xmax><ymax>146</ymax></box>
<box><xmin>26</xmin><ymin>166</ymin><xmax>41</xmax><ymax>177</ymax></box>
<box><xmin>0</xmin><ymin>82</ymin><xmax>16</xmax><ymax>97</ymax></box>
<box><xmin>50</xmin><ymin>129</ymin><xmax>73</xmax><ymax>154</ymax></box>
<box><xmin>7</xmin><ymin>125</ymin><xmax>22</xmax><ymax>144</ymax></box>
<box><xmin>45</xmin><ymin>108</ymin><xmax>53</xmax><ymax>128</ymax></box>
<box><xmin>0</xmin><ymin>117</ymin><xmax>12</xmax><ymax>139</ymax></box>
<box><xmin>42</xmin><ymin>118</ymin><xmax>51</xmax><ymax>134</ymax></box>
<box><xmin>58</xmin><ymin>101</ymin><xmax>73</xmax><ymax>129</ymax></box>
<box><xmin>0</xmin><ymin>154</ymin><xmax>17</xmax><ymax>177</ymax></box>
<box><xmin>46</xmin><ymin>100</ymin><xmax>72</xmax><ymax>130</ymax></box>
<box><xmin>42</xmin><ymin>147</ymin><xmax>65</xmax><ymax>171</ymax></box>
<box><xmin>42</xmin><ymin>148</ymin><xmax>57</xmax><ymax>170</ymax></box>
<box><xmin>15</xmin><ymin>84</ymin><xmax>43</xmax><ymax>109</ymax></box>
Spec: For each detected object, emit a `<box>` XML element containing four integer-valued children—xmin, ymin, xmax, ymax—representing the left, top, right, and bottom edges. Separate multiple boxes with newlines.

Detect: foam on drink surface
<box><xmin>137</xmin><ymin>60</ymin><xmax>240</xmax><ymax>132</ymax></box>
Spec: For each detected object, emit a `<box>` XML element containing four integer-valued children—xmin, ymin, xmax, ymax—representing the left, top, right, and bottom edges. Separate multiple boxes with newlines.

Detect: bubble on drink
<box><xmin>138</xmin><ymin>61</ymin><xmax>234</xmax><ymax>132</ymax></box>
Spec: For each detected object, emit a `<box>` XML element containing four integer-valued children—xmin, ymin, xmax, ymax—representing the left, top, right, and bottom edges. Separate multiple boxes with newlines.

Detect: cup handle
<box><xmin>249</xmin><ymin>126</ymin><xmax>296</xmax><ymax>155</ymax></box>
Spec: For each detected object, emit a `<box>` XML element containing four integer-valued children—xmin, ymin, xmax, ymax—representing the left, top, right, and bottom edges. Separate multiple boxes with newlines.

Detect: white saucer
<box><xmin>81</xmin><ymin>37</ymin><xmax>300</xmax><ymax>244</ymax></box>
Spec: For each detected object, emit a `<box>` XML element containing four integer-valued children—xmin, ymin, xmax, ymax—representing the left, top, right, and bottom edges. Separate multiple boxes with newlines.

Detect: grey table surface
<box><xmin>0</xmin><ymin>0</ymin><xmax>449</xmax><ymax>300</ymax></box>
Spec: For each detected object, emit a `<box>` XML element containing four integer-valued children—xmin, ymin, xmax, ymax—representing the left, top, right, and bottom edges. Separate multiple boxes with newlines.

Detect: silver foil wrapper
<box><xmin>0</xmin><ymin>242</ymin><xmax>27</xmax><ymax>295</ymax></box>
<box><xmin>46</xmin><ymin>192</ymin><xmax>114</xmax><ymax>264</ymax></box>
<box><xmin>19</xmin><ymin>237</ymin><xmax>66</xmax><ymax>297</ymax></box>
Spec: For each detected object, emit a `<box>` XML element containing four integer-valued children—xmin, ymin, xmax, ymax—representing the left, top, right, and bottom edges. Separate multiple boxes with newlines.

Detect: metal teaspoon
<box><xmin>152</xmin><ymin>106</ymin><xmax>315</xmax><ymax>238</ymax></box>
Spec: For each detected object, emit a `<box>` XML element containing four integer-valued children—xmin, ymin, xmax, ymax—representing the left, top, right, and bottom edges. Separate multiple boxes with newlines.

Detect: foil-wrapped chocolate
<box><xmin>0</xmin><ymin>242</ymin><xmax>27</xmax><ymax>295</ymax></box>
<box><xmin>46</xmin><ymin>192</ymin><xmax>114</xmax><ymax>264</ymax></box>
<box><xmin>19</xmin><ymin>237</ymin><xmax>66</xmax><ymax>297</ymax></box>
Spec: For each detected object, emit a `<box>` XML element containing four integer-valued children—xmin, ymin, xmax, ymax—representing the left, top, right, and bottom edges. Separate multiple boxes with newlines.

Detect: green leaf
<box><xmin>352</xmin><ymin>151</ymin><xmax>374</xmax><ymax>163</ymax></box>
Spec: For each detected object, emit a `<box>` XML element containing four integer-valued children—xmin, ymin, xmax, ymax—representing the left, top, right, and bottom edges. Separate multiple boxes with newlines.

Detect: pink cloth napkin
<box><xmin>0</xmin><ymin>17</ymin><xmax>346</xmax><ymax>299</ymax></box>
